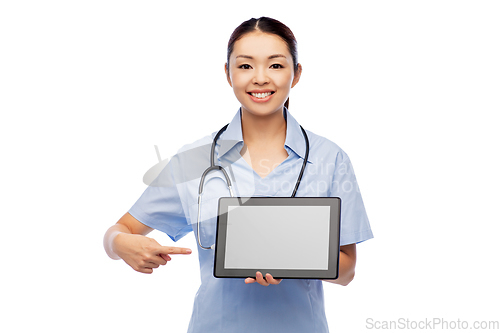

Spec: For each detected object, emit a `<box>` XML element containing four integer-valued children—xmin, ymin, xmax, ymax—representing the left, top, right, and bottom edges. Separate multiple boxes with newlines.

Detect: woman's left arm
<box><xmin>323</xmin><ymin>243</ymin><xmax>356</xmax><ymax>286</ymax></box>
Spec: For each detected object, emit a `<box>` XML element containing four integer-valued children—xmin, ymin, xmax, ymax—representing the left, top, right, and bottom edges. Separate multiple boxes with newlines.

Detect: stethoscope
<box><xmin>196</xmin><ymin>122</ymin><xmax>310</xmax><ymax>250</ymax></box>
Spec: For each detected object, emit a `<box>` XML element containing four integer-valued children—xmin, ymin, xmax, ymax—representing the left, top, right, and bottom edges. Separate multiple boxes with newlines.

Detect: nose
<box><xmin>252</xmin><ymin>67</ymin><xmax>269</xmax><ymax>85</ymax></box>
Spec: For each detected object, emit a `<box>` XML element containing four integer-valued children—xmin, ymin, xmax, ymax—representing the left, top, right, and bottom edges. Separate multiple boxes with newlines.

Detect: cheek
<box><xmin>232</xmin><ymin>78</ymin><xmax>246</xmax><ymax>91</ymax></box>
<box><xmin>229</xmin><ymin>73</ymin><xmax>247</xmax><ymax>91</ymax></box>
<box><xmin>274</xmin><ymin>71</ymin><xmax>294</xmax><ymax>89</ymax></box>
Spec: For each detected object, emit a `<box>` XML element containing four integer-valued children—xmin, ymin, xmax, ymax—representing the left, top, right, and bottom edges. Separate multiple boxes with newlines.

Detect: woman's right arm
<box><xmin>103</xmin><ymin>213</ymin><xmax>192</xmax><ymax>274</ymax></box>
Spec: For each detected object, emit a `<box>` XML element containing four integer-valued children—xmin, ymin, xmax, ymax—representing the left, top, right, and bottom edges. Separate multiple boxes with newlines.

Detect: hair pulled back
<box><xmin>227</xmin><ymin>17</ymin><xmax>298</xmax><ymax>109</ymax></box>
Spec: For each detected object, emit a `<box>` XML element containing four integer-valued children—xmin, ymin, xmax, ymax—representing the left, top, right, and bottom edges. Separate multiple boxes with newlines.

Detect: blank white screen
<box><xmin>224</xmin><ymin>206</ymin><xmax>330</xmax><ymax>270</ymax></box>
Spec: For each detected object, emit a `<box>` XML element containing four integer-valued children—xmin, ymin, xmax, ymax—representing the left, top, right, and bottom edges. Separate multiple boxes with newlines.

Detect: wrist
<box><xmin>104</xmin><ymin>230</ymin><xmax>123</xmax><ymax>260</ymax></box>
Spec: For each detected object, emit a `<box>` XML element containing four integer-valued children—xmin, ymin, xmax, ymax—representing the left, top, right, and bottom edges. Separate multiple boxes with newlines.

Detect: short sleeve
<box><xmin>128</xmin><ymin>159</ymin><xmax>192</xmax><ymax>242</ymax></box>
<box><xmin>331</xmin><ymin>150</ymin><xmax>373</xmax><ymax>246</ymax></box>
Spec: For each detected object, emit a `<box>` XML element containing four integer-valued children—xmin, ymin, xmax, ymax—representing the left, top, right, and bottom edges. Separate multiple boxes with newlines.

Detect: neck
<box><xmin>240</xmin><ymin>108</ymin><xmax>286</xmax><ymax>145</ymax></box>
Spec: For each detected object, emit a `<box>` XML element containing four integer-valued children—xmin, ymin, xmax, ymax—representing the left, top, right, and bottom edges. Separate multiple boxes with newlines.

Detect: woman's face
<box><xmin>225</xmin><ymin>31</ymin><xmax>301</xmax><ymax>117</ymax></box>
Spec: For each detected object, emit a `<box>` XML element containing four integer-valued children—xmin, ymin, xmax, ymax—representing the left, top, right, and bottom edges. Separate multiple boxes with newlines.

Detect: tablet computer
<box><xmin>214</xmin><ymin>197</ymin><xmax>341</xmax><ymax>279</ymax></box>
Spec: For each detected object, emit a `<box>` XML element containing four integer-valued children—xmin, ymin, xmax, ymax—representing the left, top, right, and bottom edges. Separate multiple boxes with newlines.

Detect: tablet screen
<box><xmin>224</xmin><ymin>205</ymin><xmax>330</xmax><ymax>270</ymax></box>
<box><xmin>214</xmin><ymin>197</ymin><xmax>341</xmax><ymax>279</ymax></box>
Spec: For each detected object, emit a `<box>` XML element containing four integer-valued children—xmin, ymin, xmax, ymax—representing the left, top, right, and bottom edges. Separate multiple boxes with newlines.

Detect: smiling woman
<box><xmin>103</xmin><ymin>16</ymin><xmax>373</xmax><ymax>333</ymax></box>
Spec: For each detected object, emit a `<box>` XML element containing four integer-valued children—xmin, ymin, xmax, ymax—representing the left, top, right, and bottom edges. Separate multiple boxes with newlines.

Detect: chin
<box><xmin>242</xmin><ymin>106</ymin><xmax>284</xmax><ymax>117</ymax></box>
<box><xmin>240</xmin><ymin>102</ymin><xmax>286</xmax><ymax>117</ymax></box>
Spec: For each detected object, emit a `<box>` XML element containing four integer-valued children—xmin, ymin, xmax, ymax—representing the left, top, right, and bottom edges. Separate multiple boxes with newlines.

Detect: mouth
<box><xmin>248</xmin><ymin>91</ymin><xmax>275</xmax><ymax>99</ymax></box>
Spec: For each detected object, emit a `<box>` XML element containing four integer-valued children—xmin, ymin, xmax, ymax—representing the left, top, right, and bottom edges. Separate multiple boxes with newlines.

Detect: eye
<box><xmin>239</xmin><ymin>64</ymin><xmax>252</xmax><ymax>69</ymax></box>
<box><xmin>270</xmin><ymin>64</ymin><xmax>284</xmax><ymax>69</ymax></box>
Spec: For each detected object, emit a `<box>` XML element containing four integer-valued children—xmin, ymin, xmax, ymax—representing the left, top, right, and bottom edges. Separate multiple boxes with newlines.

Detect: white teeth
<box><xmin>251</xmin><ymin>92</ymin><xmax>272</xmax><ymax>98</ymax></box>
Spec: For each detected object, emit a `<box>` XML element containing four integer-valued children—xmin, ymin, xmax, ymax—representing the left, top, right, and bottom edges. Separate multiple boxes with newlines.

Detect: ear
<box><xmin>225</xmin><ymin>63</ymin><xmax>232</xmax><ymax>87</ymax></box>
<box><xmin>291</xmin><ymin>63</ymin><xmax>302</xmax><ymax>88</ymax></box>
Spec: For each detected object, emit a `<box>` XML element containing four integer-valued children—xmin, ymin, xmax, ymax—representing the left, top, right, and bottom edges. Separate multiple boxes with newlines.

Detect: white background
<box><xmin>1</xmin><ymin>1</ymin><xmax>499</xmax><ymax>332</ymax></box>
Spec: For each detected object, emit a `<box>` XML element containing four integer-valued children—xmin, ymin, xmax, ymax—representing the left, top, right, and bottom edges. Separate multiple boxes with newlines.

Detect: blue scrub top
<box><xmin>129</xmin><ymin>108</ymin><xmax>373</xmax><ymax>333</ymax></box>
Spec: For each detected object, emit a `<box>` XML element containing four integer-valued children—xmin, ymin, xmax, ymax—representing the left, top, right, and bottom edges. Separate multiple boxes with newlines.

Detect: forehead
<box><xmin>231</xmin><ymin>32</ymin><xmax>291</xmax><ymax>59</ymax></box>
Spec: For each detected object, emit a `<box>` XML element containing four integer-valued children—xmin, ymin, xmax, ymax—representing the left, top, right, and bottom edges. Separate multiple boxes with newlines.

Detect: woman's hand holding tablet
<box><xmin>245</xmin><ymin>271</ymin><xmax>282</xmax><ymax>286</ymax></box>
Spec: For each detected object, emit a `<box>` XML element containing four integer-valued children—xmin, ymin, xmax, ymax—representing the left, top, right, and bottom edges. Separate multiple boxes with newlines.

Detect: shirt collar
<box><xmin>218</xmin><ymin>107</ymin><xmax>310</xmax><ymax>162</ymax></box>
<box><xmin>217</xmin><ymin>109</ymin><xmax>244</xmax><ymax>158</ymax></box>
<box><xmin>283</xmin><ymin>107</ymin><xmax>310</xmax><ymax>162</ymax></box>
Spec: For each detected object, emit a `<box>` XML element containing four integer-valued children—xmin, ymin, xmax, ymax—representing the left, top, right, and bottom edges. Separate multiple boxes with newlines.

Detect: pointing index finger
<box><xmin>156</xmin><ymin>246</ymin><xmax>192</xmax><ymax>255</ymax></box>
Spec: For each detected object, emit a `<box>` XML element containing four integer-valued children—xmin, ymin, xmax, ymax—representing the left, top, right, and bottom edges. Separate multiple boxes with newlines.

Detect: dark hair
<box><xmin>227</xmin><ymin>17</ymin><xmax>299</xmax><ymax>109</ymax></box>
